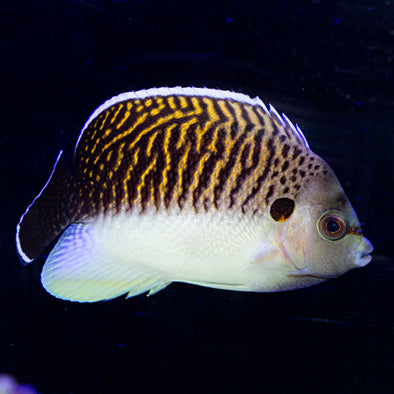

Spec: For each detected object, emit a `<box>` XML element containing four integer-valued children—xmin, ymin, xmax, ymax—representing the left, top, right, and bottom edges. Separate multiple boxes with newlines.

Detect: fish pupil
<box><xmin>326</xmin><ymin>219</ymin><xmax>340</xmax><ymax>233</ymax></box>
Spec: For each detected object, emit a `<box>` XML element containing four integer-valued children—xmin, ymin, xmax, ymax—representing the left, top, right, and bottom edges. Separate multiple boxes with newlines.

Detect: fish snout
<box><xmin>355</xmin><ymin>237</ymin><xmax>373</xmax><ymax>267</ymax></box>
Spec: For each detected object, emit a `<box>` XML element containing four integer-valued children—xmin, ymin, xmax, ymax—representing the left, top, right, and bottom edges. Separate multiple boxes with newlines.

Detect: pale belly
<box><xmin>96</xmin><ymin>210</ymin><xmax>267</xmax><ymax>288</ymax></box>
<box><xmin>41</xmin><ymin>209</ymin><xmax>324</xmax><ymax>302</ymax></box>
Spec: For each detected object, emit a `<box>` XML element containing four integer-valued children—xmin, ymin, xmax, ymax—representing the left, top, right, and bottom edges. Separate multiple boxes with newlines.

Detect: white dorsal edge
<box><xmin>74</xmin><ymin>86</ymin><xmax>309</xmax><ymax>155</ymax></box>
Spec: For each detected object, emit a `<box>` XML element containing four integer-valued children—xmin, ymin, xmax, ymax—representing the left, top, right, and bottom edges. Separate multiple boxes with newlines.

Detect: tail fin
<box><xmin>16</xmin><ymin>151</ymin><xmax>78</xmax><ymax>264</ymax></box>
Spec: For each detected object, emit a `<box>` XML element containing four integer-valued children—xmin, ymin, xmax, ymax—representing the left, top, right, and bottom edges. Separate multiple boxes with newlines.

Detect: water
<box><xmin>1</xmin><ymin>1</ymin><xmax>393</xmax><ymax>393</ymax></box>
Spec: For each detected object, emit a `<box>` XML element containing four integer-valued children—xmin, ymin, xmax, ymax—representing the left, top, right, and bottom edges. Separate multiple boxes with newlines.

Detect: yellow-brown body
<box><xmin>16</xmin><ymin>87</ymin><xmax>373</xmax><ymax>302</ymax></box>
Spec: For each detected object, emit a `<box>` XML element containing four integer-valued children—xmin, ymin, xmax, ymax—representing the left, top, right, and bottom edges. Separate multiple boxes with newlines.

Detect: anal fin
<box><xmin>127</xmin><ymin>280</ymin><xmax>170</xmax><ymax>299</ymax></box>
<box><xmin>41</xmin><ymin>223</ymin><xmax>170</xmax><ymax>302</ymax></box>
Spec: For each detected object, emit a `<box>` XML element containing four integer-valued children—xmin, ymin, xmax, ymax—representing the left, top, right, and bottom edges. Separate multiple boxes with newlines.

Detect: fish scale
<box><xmin>74</xmin><ymin>91</ymin><xmax>312</xmax><ymax>216</ymax></box>
<box><xmin>16</xmin><ymin>87</ymin><xmax>373</xmax><ymax>302</ymax></box>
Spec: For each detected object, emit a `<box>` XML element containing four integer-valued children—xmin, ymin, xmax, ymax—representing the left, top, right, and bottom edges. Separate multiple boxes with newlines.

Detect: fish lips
<box><xmin>355</xmin><ymin>237</ymin><xmax>374</xmax><ymax>267</ymax></box>
<box><xmin>289</xmin><ymin>237</ymin><xmax>374</xmax><ymax>279</ymax></box>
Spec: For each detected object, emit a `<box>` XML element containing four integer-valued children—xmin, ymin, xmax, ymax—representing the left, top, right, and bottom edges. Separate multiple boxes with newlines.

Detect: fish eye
<box><xmin>317</xmin><ymin>211</ymin><xmax>348</xmax><ymax>241</ymax></box>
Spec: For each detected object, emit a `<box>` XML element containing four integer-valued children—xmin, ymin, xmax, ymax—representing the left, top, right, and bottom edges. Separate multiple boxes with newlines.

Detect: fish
<box><xmin>15</xmin><ymin>87</ymin><xmax>373</xmax><ymax>302</ymax></box>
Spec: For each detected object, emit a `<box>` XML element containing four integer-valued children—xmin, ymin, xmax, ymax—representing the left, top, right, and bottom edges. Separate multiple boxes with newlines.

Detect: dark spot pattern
<box><xmin>270</xmin><ymin>198</ymin><xmax>295</xmax><ymax>222</ymax></box>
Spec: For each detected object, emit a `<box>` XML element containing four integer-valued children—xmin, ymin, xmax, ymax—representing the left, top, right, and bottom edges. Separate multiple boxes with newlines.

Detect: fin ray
<box><xmin>41</xmin><ymin>223</ymin><xmax>170</xmax><ymax>302</ymax></box>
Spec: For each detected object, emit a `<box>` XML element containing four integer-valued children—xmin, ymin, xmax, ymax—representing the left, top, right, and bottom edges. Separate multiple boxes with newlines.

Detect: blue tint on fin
<box><xmin>41</xmin><ymin>223</ymin><xmax>169</xmax><ymax>302</ymax></box>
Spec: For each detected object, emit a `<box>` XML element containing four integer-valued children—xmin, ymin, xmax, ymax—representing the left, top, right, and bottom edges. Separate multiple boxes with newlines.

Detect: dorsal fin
<box><xmin>268</xmin><ymin>104</ymin><xmax>310</xmax><ymax>149</ymax></box>
<box><xmin>75</xmin><ymin>87</ymin><xmax>311</xmax><ymax>154</ymax></box>
<box><xmin>16</xmin><ymin>151</ymin><xmax>78</xmax><ymax>263</ymax></box>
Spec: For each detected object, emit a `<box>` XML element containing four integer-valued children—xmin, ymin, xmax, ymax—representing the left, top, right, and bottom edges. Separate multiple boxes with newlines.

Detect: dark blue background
<box><xmin>1</xmin><ymin>1</ymin><xmax>393</xmax><ymax>393</ymax></box>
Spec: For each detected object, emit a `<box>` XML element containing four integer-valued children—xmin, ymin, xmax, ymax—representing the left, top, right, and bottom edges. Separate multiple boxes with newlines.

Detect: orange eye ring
<box><xmin>317</xmin><ymin>211</ymin><xmax>348</xmax><ymax>241</ymax></box>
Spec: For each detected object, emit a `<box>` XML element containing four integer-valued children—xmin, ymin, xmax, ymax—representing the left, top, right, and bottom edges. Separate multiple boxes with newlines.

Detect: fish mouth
<box><xmin>355</xmin><ymin>238</ymin><xmax>373</xmax><ymax>267</ymax></box>
<box><xmin>356</xmin><ymin>253</ymin><xmax>372</xmax><ymax>267</ymax></box>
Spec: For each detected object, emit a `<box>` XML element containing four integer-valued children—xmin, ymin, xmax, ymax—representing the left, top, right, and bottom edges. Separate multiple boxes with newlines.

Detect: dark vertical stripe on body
<box><xmin>178</xmin><ymin>136</ymin><xmax>198</xmax><ymax>209</ymax></box>
<box><xmin>240</xmin><ymin>101</ymin><xmax>252</xmax><ymax>125</ymax></box>
<box><xmin>254</xmin><ymin>107</ymin><xmax>266</xmax><ymax>131</ymax></box>
<box><xmin>225</xmin><ymin>101</ymin><xmax>240</xmax><ymax>139</ymax></box>
<box><xmin>163</xmin><ymin>125</ymin><xmax>181</xmax><ymax>209</ymax></box>
<box><xmin>188</xmin><ymin>98</ymin><xmax>226</xmax><ymax>207</ymax></box>
<box><xmin>241</xmin><ymin>138</ymin><xmax>276</xmax><ymax>210</ymax></box>
<box><xmin>73</xmin><ymin>93</ymin><xmax>310</xmax><ymax>216</ymax></box>
<box><xmin>270</xmin><ymin>117</ymin><xmax>281</xmax><ymax>136</ymax></box>
<box><xmin>151</xmin><ymin>131</ymin><xmax>166</xmax><ymax>210</ymax></box>
<box><xmin>265</xmin><ymin>184</ymin><xmax>275</xmax><ymax>204</ymax></box>
<box><xmin>229</xmin><ymin>130</ymin><xmax>263</xmax><ymax>208</ymax></box>
<box><xmin>213</xmin><ymin>131</ymin><xmax>247</xmax><ymax>207</ymax></box>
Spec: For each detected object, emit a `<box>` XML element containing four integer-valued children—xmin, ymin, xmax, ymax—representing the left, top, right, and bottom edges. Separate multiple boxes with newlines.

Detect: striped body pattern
<box><xmin>74</xmin><ymin>88</ymin><xmax>320</xmax><ymax>217</ymax></box>
<box><xmin>16</xmin><ymin>87</ymin><xmax>373</xmax><ymax>303</ymax></box>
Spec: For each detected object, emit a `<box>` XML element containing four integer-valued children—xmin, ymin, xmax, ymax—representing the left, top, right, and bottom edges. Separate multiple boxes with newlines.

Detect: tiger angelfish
<box><xmin>16</xmin><ymin>87</ymin><xmax>373</xmax><ymax>302</ymax></box>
